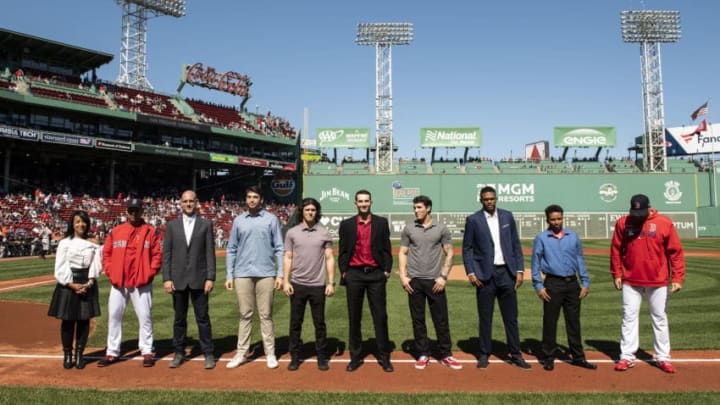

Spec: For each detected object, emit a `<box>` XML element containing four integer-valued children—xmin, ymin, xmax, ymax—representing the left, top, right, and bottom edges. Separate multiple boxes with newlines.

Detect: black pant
<box><xmin>475</xmin><ymin>265</ymin><xmax>521</xmax><ymax>357</ymax></box>
<box><xmin>172</xmin><ymin>287</ymin><xmax>214</xmax><ymax>356</ymax></box>
<box><xmin>288</xmin><ymin>283</ymin><xmax>327</xmax><ymax>359</ymax></box>
<box><xmin>541</xmin><ymin>275</ymin><xmax>585</xmax><ymax>360</ymax></box>
<box><xmin>408</xmin><ymin>278</ymin><xmax>452</xmax><ymax>358</ymax></box>
<box><xmin>345</xmin><ymin>269</ymin><xmax>390</xmax><ymax>360</ymax></box>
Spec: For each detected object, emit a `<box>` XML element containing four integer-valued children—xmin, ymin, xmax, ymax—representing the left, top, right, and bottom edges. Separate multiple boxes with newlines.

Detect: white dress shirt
<box><xmin>183</xmin><ymin>214</ymin><xmax>196</xmax><ymax>245</ymax></box>
<box><xmin>484</xmin><ymin>210</ymin><xmax>505</xmax><ymax>266</ymax></box>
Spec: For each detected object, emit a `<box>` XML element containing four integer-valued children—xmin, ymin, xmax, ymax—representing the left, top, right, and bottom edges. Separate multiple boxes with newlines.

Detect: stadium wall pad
<box><xmin>304</xmin><ymin>172</ymin><xmax>720</xmax><ymax>238</ymax></box>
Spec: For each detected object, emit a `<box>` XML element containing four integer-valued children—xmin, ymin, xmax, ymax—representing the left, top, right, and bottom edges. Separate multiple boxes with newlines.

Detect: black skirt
<box><xmin>48</xmin><ymin>268</ymin><xmax>101</xmax><ymax>320</ymax></box>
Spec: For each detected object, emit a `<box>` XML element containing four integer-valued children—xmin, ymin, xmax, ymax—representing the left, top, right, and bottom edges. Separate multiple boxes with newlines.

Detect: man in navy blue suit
<box><xmin>462</xmin><ymin>186</ymin><xmax>531</xmax><ymax>370</ymax></box>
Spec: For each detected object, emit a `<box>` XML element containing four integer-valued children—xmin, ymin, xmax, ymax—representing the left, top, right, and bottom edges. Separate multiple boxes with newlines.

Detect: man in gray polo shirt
<box><xmin>282</xmin><ymin>197</ymin><xmax>336</xmax><ymax>371</ymax></box>
<box><xmin>398</xmin><ymin>195</ymin><xmax>462</xmax><ymax>370</ymax></box>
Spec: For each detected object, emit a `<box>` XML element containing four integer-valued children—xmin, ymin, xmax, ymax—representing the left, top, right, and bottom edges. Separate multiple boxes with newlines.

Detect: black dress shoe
<box><xmin>572</xmin><ymin>359</ymin><xmax>597</xmax><ymax>370</ymax></box>
<box><xmin>511</xmin><ymin>356</ymin><xmax>532</xmax><ymax>370</ymax></box>
<box><xmin>288</xmin><ymin>358</ymin><xmax>300</xmax><ymax>371</ymax></box>
<box><xmin>346</xmin><ymin>359</ymin><xmax>364</xmax><ymax>372</ymax></box>
<box><xmin>477</xmin><ymin>355</ymin><xmax>489</xmax><ymax>369</ymax></box>
<box><xmin>543</xmin><ymin>358</ymin><xmax>554</xmax><ymax>371</ymax></box>
<box><xmin>380</xmin><ymin>359</ymin><xmax>394</xmax><ymax>373</ymax></box>
<box><xmin>317</xmin><ymin>358</ymin><xmax>329</xmax><ymax>371</ymax></box>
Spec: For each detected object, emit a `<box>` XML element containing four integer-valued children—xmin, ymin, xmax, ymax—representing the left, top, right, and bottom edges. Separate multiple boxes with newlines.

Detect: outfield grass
<box><xmin>1</xmin><ymin>239</ymin><xmax>718</xmax><ymax>356</ymax></box>
<box><xmin>0</xmin><ymin>387</ymin><xmax>717</xmax><ymax>404</ymax></box>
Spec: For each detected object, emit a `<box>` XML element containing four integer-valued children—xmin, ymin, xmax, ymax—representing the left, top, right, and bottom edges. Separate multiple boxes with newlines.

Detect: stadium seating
<box><xmin>0</xmin><ymin>193</ymin><xmax>296</xmax><ymax>258</ymax></box>
<box><xmin>667</xmin><ymin>159</ymin><xmax>699</xmax><ymax>173</ymax></box>
<box><xmin>496</xmin><ymin>162</ymin><xmax>540</xmax><ymax>174</ymax></box>
<box><xmin>464</xmin><ymin>161</ymin><xmax>498</xmax><ymax>174</ymax></box>
<box><xmin>401</xmin><ymin>160</ymin><xmax>429</xmax><ymax>174</ymax></box>
<box><xmin>573</xmin><ymin>162</ymin><xmax>606</xmax><ymax>174</ymax></box>
<box><xmin>109</xmin><ymin>86</ymin><xmax>180</xmax><ymax>118</ymax></box>
<box><xmin>340</xmin><ymin>162</ymin><xmax>371</xmax><ymax>174</ymax></box>
<box><xmin>429</xmin><ymin>161</ymin><xmax>459</xmax><ymax>174</ymax></box>
<box><xmin>307</xmin><ymin>162</ymin><xmax>338</xmax><ymax>175</ymax></box>
<box><xmin>30</xmin><ymin>85</ymin><xmax>109</xmax><ymax>108</ymax></box>
<box><xmin>185</xmin><ymin>99</ymin><xmax>243</xmax><ymax>127</ymax></box>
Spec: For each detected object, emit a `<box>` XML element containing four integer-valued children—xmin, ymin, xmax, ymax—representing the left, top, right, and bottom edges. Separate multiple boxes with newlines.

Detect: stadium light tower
<box><xmin>115</xmin><ymin>0</ymin><xmax>186</xmax><ymax>90</ymax></box>
<box><xmin>356</xmin><ymin>22</ymin><xmax>413</xmax><ymax>174</ymax></box>
<box><xmin>621</xmin><ymin>10</ymin><xmax>681</xmax><ymax>173</ymax></box>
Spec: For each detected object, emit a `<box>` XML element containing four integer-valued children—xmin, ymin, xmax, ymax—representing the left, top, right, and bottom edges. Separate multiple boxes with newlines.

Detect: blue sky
<box><xmin>2</xmin><ymin>0</ymin><xmax>718</xmax><ymax>161</ymax></box>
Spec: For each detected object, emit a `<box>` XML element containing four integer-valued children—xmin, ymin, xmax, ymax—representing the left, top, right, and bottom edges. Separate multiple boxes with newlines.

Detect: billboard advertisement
<box><xmin>316</xmin><ymin>128</ymin><xmax>371</xmax><ymax>148</ymax></box>
<box><xmin>665</xmin><ymin>122</ymin><xmax>720</xmax><ymax>155</ymax></box>
<box><xmin>525</xmin><ymin>140</ymin><xmax>549</xmax><ymax>160</ymax></box>
<box><xmin>553</xmin><ymin>126</ymin><xmax>616</xmax><ymax>147</ymax></box>
<box><xmin>420</xmin><ymin>127</ymin><xmax>482</xmax><ymax>147</ymax></box>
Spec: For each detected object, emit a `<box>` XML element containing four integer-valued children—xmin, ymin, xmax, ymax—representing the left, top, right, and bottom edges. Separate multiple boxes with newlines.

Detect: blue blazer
<box><xmin>462</xmin><ymin>208</ymin><xmax>524</xmax><ymax>281</ymax></box>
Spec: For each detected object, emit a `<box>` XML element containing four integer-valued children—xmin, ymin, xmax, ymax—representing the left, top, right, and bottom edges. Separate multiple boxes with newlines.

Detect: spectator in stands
<box><xmin>47</xmin><ymin>210</ymin><xmax>101</xmax><ymax>369</ymax></box>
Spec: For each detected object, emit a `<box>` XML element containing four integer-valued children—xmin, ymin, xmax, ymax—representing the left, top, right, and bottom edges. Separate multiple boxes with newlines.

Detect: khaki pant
<box><xmin>233</xmin><ymin>277</ymin><xmax>275</xmax><ymax>356</ymax></box>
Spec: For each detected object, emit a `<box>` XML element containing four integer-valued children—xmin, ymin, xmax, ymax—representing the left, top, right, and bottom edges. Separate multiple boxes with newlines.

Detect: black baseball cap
<box><xmin>629</xmin><ymin>194</ymin><xmax>650</xmax><ymax>217</ymax></box>
<box><xmin>127</xmin><ymin>198</ymin><xmax>143</xmax><ymax>211</ymax></box>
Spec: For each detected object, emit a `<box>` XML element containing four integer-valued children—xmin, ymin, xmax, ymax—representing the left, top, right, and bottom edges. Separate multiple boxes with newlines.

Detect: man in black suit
<box><xmin>338</xmin><ymin>189</ymin><xmax>393</xmax><ymax>372</ymax></box>
<box><xmin>162</xmin><ymin>190</ymin><xmax>217</xmax><ymax>369</ymax></box>
<box><xmin>462</xmin><ymin>186</ymin><xmax>531</xmax><ymax>370</ymax></box>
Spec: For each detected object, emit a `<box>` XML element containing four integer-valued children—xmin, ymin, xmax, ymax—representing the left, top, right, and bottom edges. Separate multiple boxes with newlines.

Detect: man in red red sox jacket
<box><xmin>611</xmin><ymin>194</ymin><xmax>685</xmax><ymax>374</ymax></box>
<box><xmin>98</xmin><ymin>198</ymin><xmax>162</xmax><ymax>368</ymax></box>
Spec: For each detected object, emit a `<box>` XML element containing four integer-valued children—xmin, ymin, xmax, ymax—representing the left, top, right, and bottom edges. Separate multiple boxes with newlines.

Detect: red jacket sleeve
<box><xmin>102</xmin><ymin>231</ymin><xmax>113</xmax><ymax>276</ymax></box>
<box><xmin>149</xmin><ymin>228</ymin><xmax>163</xmax><ymax>274</ymax></box>
<box><xmin>610</xmin><ymin>216</ymin><xmax>626</xmax><ymax>280</ymax></box>
<box><xmin>665</xmin><ymin>222</ymin><xmax>686</xmax><ymax>284</ymax></box>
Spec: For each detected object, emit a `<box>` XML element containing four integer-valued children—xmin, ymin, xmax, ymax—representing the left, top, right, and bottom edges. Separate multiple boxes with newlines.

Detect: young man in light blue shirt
<box><xmin>225</xmin><ymin>186</ymin><xmax>284</xmax><ymax>369</ymax></box>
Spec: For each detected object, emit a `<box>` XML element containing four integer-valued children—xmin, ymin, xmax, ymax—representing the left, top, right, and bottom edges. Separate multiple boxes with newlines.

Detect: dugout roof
<box><xmin>0</xmin><ymin>28</ymin><xmax>113</xmax><ymax>72</ymax></box>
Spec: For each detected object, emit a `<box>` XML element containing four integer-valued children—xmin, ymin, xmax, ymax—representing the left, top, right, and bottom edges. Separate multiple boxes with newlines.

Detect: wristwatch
<box><xmin>328</xmin><ymin>282</ymin><xmax>336</xmax><ymax>286</ymax></box>
<box><xmin>441</xmin><ymin>274</ymin><xmax>448</xmax><ymax>280</ymax></box>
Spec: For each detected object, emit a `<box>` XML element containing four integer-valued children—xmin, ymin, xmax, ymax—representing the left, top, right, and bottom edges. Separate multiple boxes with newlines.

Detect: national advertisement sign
<box><xmin>316</xmin><ymin>128</ymin><xmax>371</xmax><ymax>148</ymax></box>
<box><xmin>420</xmin><ymin>127</ymin><xmax>482</xmax><ymax>147</ymax></box>
<box><xmin>553</xmin><ymin>126</ymin><xmax>616</xmax><ymax>147</ymax></box>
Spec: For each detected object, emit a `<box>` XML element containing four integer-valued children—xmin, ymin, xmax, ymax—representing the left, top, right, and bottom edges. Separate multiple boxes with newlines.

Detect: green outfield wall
<box><xmin>304</xmin><ymin>172</ymin><xmax>720</xmax><ymax>238</ymax></box>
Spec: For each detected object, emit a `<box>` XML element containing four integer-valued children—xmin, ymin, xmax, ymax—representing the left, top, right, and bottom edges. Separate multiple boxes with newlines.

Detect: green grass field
<box><xmin>0</xmin><ymin>239</ymin><xmax>718</xmax><ymax>401</ymax></box>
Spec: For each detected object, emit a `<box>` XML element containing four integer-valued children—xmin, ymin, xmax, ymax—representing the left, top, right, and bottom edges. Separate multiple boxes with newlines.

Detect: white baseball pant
<box><xmin>105</xmin><ymin>284</ymin><xmax>154</xmax><ymax>356</ymax></box>
<box><xmin>619</xmin><ymin>284</ymin><xmax>671</xmax><ymax>362</ymax></box>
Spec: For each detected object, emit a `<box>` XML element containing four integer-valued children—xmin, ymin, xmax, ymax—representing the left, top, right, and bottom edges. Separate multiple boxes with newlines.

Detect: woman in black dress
<box><xmin>48</xmin><ymin>210</ymin><xmax>101</xmax><ymax>369</ymax></box>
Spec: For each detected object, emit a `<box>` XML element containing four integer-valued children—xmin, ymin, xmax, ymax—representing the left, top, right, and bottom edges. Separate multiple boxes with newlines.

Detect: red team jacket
<box><xmin>610</xmin><ymin>208</ymin><xmax>686</xmax><ymax>287</ymax></box>
<box><xmin>102</xmin><ymin>221</ymin><xmax>162</xmax><ymax>288</ymax></box>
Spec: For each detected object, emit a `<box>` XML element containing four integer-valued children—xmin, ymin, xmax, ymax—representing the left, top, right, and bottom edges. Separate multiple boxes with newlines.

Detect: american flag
<box><xmin>691</xmin><ymin>101</ymin><xmax>709</xmax><ymax>121</ymax></box>
<box><xmin>681</xmin><ymin>119</ymin><xmax>707</xmax><ymax>143</ymax></box>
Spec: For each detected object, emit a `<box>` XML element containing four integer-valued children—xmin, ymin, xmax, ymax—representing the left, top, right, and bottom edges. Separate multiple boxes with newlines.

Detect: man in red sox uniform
<box><xmin>98</xmin><ymin>198</ymin><xmax>162</xmax><ymax>367</ymax></box>
<box><xmin>611</xmin><ymin>194</ymin><xmax>685</xmax><ymax>374</ymax></box>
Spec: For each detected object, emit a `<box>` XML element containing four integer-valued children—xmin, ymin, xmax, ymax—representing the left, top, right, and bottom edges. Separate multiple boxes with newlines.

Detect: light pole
<box><xmin>356</xmin><ymin>22</ymin><xmax>413</xmax><ymax>174</ymax></box>
<box><xmin>115</xmin><ymin>0</ymin><xmax>186</xmax><ymax>90</ymax></box>
<box><xmin>621</xmin><ymin>10</ymin><xmax>681</xmax><ymax>172</ymax></box>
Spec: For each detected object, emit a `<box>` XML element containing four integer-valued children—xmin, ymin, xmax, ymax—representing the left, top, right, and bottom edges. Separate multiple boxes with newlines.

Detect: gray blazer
<box><xmin>161</xmin><ymin>215</ymin><xmax>216</xmax><ymax>290</ymax></box>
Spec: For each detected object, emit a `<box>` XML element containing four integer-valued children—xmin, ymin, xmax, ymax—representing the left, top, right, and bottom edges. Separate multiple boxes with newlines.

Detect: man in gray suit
<box><xmin>162</xmin><ymin>190</ymin><xmax>217</xmax><ymax>369</ymax></box>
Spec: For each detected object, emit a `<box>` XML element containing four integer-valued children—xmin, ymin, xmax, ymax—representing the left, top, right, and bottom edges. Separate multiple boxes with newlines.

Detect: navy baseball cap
<box><xmin>127</xmin><ymin>198</ymin><xmax>143</xmax><ymax>210</ymax></box>
<box><xmin>629</xmin><ymin>194</ymin><xmax>650</xmax><ymax>217</ymax></box>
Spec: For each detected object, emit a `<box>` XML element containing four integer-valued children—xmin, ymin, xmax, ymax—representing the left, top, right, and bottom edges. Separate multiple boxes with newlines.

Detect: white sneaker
<box><xmin>226</xmin><ymin>352</ymin><xmax>247</xmax><ymax>369</ymax></box>
<box><xmin>266</xmin><ymin>354</ymin><xmax>279</xmax><ymax>369</ymax></box>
